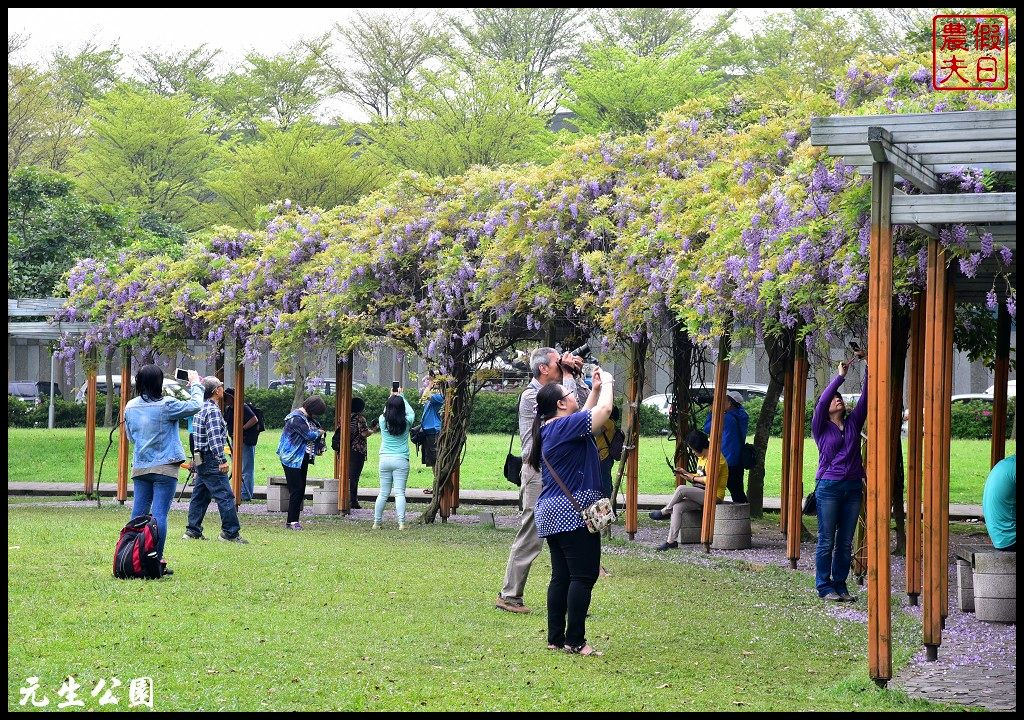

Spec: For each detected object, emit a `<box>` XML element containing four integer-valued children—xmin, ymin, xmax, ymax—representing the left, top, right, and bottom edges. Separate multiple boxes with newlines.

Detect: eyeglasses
<box><xmin>561</xmin><ymin>391</ymin><xmax>573</xmax><ymax>400</ymax></box>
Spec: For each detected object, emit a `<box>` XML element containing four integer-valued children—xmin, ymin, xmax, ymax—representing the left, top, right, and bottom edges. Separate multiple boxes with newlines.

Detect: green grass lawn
<box><xmin>8</xmin><ymin>428</ymin><xmax>1010</xmax><ymax>505</ymax></box>
<box><xmin>8</xmin><ymin>504</ymin><xmax>946</xmax><ymax>711</ymax></box>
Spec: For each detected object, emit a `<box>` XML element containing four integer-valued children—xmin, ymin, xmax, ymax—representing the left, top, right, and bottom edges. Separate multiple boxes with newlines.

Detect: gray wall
<box><xmin>7</xmin><ymin>332</ymin><xmax>1016</xmax><ymax>402</ymax></box>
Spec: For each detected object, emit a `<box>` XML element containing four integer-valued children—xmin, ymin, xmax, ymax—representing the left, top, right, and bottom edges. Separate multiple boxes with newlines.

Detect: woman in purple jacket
<box><xmin>811</xmin><ymin>353</ymin><xmax>867</xmax><ymax>602</ymax></box>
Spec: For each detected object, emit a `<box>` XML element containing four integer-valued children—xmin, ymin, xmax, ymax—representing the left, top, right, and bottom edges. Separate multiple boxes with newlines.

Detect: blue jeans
<box><xmin>186</xmin><ymin>454</ymin><xmax>241</xmax><ymax>539</ymax></box>
<box><xmin>599</xmin><ymin>457</ymin><xmax>614</xmax><ymax>499</ymax></box>
<box><xmin>814</xmin><ymin>478</ymin><xmax>862</xmax><ymax>596</ymax></box>
<box><xmin>375</xmin><ymin>455</ymin><xmax>410</xmax><ymax>524</ymax></box>
<box><xmin>131</xmin><ymin>472</ymin><xmax>178</xmax><ymax>559</ymax></box>
<box><xmin>241</xmin><ymin>443</ymin><xmax>256</xmax><ymax>501</ymax></box>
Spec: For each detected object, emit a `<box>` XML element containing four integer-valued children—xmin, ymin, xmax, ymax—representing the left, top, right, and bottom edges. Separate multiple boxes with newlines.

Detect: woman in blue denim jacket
<box><xmin>124</xmin><ymin>365</ymin><xmax>204</xmax><ymax>575</ymax></box>
<box><xmin>277</xmin><ymin>396</ymin><xmax>327</xmax><ymax>530</ymax></box>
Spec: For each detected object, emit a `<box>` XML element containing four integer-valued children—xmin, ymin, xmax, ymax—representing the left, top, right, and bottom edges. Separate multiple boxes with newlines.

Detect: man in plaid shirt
<box><xmin>184</xmin><ymin>377</ymin><xmax>248</xmax><ymax>543</ymax></box>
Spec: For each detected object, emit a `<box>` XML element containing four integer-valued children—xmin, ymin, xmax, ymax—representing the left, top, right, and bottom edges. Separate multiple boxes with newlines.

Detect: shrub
<box><xmin>951</xmin><ymin>399</ymin><xmax>1015</xmax><ymax>440</ymax></box>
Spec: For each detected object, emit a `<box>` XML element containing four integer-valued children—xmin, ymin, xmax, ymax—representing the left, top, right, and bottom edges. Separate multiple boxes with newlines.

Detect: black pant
<box><xmin>422</xmin><ymin>431</ymin><xmax>438</xmax><ymax>467</ymax></box>
<box><xmin>283</xmin><ymin>455</ymin><xmax>310</xmax><ymax>523</ymax></box>
<box><xmin>349</xmin><ymin>451</ymin><xmax>366</xmax><ymax>507</ymax></box>
<box><xmin>727</xmin><ymin>464</ymin><xmax>747</xmax><ymax>504</ymax></box>
<box><xmin>546</xmin><ymin>526</ymin><xmax>601</xmax><ymax>648</ymax></box>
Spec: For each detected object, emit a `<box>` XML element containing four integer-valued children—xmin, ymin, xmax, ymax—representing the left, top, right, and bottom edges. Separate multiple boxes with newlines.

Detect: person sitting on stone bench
<box><xmin>983</xmin><ymin>453</ymin><xmax>1016</xmax><ymax>552</ymax></box>
<box><xmin>649</xmin><ymin>430</ymin><xmax>728</xmax><ymax>551</ymax></box>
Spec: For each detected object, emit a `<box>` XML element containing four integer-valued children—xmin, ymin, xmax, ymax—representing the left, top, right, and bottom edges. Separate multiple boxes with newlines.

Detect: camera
<box><xmin>175</xmin><ymin>368</ymin><xmax>190</xmax><ymax>382</ymax></box>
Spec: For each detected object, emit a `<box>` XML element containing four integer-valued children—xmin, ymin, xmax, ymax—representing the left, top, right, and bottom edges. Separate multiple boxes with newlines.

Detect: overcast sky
<box><xmin>8</xmin><ymin>7</ymin><xmax>778</xmax><ymax>122</ymax></box>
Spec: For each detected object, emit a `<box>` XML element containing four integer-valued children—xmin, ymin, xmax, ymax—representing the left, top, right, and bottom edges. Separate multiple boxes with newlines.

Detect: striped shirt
<box><xmin>193</xmin><ymin>399</ymin><xmax>229</xmax><ymax>465</ymax></box>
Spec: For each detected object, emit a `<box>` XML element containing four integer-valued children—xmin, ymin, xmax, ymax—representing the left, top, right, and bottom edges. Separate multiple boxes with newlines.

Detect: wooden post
<box><xmin>785</xmin><ymin>344</ymin><xmax>808</xmax><ymax>568</ymax></box>
<box><xmin>84</xmin><ymin>355</ymin><xmax>98</xmax><ymax>496</ymax></box>
<box><xmin>337</xmin><ymin>352</ymin><xmax>353</xmax><ymax>513</ymax></box>
<box><xmin>991</xmin><ymin>301</ymin><xmax>1010</xmax><ymax>467</ymax></box>
<box><xmin>625</xmin><ymin>341</ymin><xmax>643</xmax><ymax>540</ymax></box>
<box><xmin>866</xmin><ymin>161</ymin><xmax>894</xmax><ymax>684</ymax></box>
<box><xmin>780</xmin><ymin>351</ymin><xmax>794</xmax><ymax>534</ymax></box>
<box><xmin>906</xmin><ymin>296</ymin><xmax>926</xmax><ymax>605</ymax></box>
<box><xmin>939</xmin><ymin>283</ymin><xmax>955</xmax><ymax>624</ymax></box>
<box><xmin>922</xmin><ymin>240</ymin><xmax>945</xmax><ymax>660</ymax></box>
<box><xmin>452</xmin><ymin>463</ymin><xmax>461</xmax><ymax>514</ymax></box>
<box><xmin>439</xmin><ymin>390</ymin><xmax>453</xmax><ymax>522</ymax></box>
<box><xmin>116</xmin><ymin>350</ymin><xmax>132</xmax><ymax>504</ymax></box>
<box><xmin>215</xmin><ymin>342</ymin><xmax>225</xmax><ymax>413</ymax></box>
<box><xmin>700</xmin><ymin>333</ymin><xmax>730</xmax><ymax>551</ymax></box>
<box><xmin>231</xmin><ymin>349</ymin><xmax>245</xmax><ymax>505</ymax></box>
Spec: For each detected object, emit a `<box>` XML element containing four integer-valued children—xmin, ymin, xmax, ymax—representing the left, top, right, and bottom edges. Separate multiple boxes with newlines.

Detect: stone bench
<box><xmin>266</xmin><ymin>475</ymin><xmax>327</xmax><ymax>512</ymax></box>
<box><xmin>954</xmin><ymin>545</ymin><xmax>992</xmax><ymax>612</ymax></box>
<box><xmin>972</xmin><ymin>551</ymin><xmax>1016</xmax><ymax>624</ymax></box>
<box><xmin>674</xmin><ymin>502</ymin><xmax>752</xmax><ymax>550</ymax></box>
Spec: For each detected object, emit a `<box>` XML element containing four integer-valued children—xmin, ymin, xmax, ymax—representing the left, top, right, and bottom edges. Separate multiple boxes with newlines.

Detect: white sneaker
<box><xmin>398</xmin><ymin>523</ymin><xmax>406</xmax><ymax>531</ymax></box>
<box><xmin>372</xmin><ymin>523</ymin><xmax>382</xmax><ymax>530</ymax></box>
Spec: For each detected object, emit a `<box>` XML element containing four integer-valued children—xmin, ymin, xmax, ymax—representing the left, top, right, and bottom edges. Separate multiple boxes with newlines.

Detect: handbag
<box><xmin>542</xmin><ymin>454</ymin><xmax>616</xmax><ymax>534</ymax></box>
<box><xmin>802</xmin><ymin>479</ymin><xmax>820</xmax><ymax>515</ymax></box>
<box><xmin>503</xmin><ymin>432</ymin><xmax>522</xmax><ymax>486</ymax></box>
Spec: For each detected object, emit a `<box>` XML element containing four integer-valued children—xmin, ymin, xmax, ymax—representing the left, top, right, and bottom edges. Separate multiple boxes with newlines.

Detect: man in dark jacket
<box><xmin>703</xmin><ymin>390</ymin><xmax>749</xmax><ymax>503</ymax></box>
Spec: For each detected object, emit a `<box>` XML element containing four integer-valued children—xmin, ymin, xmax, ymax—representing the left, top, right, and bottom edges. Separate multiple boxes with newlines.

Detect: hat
<box><xmin>202</xmin><ymin>376</ymin><xmax>224</xmax><ymax>394</ymax></box>
<box><xmin>726</xmin><ymin>390</ymin><xmax>745</xmax><ymax>405</ymax></box>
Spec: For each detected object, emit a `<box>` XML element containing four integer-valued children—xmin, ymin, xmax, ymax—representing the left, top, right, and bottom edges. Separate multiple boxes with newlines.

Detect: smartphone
<box><xmin>848</xmin><ymin>341</ymin><xmax>861</xmax><ymax>353</ymax></box>
<box><xmin>392</xmin><ymin>381</ymin><xmax>401</xmax><ymax>393</ymax></box>
<box><xmin>175</xmin><ymin>368</ymin><xmax>189</xmax><ymax>382</ymax></box>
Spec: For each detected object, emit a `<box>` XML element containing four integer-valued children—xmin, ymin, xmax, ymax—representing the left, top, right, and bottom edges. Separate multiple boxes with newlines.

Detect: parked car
<box><xmin>269</xmin><ymin>378</ymin><xmax>366</xmax><ymax>395</ymax></box>
<box><xmin>74</xmin><ymin>376</ymin><xmax>186</xmax><ymax>402</ymax></box>
<box><xmin>8</xmin><ymin>381</ymin><xmax>62</xmax><ymax>405</ymax></box>
<box><xmin>985</xmin><ymin>380</ymin><xmax>1016</xmax><ymax>398</ymax></box>
<box><xmin>642</xmin><ymin>383</ymin><xmax>772</xmax><ymax>416</ymax></box>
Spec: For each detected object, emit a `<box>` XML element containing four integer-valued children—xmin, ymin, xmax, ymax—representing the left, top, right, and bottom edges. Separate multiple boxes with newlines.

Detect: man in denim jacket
<box><xmin>183</xmin><ymin>377</ymin><xmax>248</xmax><ymax>543</ymax></box>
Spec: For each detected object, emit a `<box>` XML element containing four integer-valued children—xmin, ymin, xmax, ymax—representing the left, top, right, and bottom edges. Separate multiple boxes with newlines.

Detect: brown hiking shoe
<box><xmin>495</xmin><ymin>595</ymin><xmax>531</xmax><ymax>614</ymax></box>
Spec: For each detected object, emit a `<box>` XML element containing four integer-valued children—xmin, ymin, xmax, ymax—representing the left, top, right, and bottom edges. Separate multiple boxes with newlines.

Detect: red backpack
<box><xmin>113</xmin><ymin>515</ymin><xmax>164</xmax><ymax>580</ymax></box>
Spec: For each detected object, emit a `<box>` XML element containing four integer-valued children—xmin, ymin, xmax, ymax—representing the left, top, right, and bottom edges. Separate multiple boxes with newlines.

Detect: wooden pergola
<box><xmin>810</xmin><ymin>109</ymin><xmax>1016</xmax><ymax>685</ymax></box>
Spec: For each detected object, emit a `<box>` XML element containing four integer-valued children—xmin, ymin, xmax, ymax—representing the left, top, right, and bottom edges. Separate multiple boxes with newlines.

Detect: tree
<box><xmin>590</xmin><ymin>8</ymin><xmax>701</xmax><ymax>57</ymax></box>
<box><xmin>450</xmin><ymin>8</ymin><xmax>587</xmax><ymax>109</ymax></box>
<box><xmin>134</xmin><ymin>44</ymin><xmax>221</xmax><ymax>96</ymax></box>
<box><xmin>206</xmin><ymin>120</ymin><xmax>384</xmax><ymax>228</ymax></box>
<box><xmin>206</xmin><ymin>39</ymin><xmax>333</xmax><ymax>134</ymax></box>
<box><xmin>73</xmin><ymin>87</ymin><xmax>219</xmax><ymax>230</ymax></box>
<box><xmin>50</xmin><ymin>39</ymin><xmax>122</xmax><ymax>113</ymax></box>
<box><xmin>366</xmin><ymin>59</ymin><xmax>556</xmax><ymax>177</ymax></box>
<box><xmin>564</xmin><ymin>44</ymin><xmax>720</xmax><ymax>134</ymax></box>
<box><xmin>7</xmin><ymin>166</ymin><xmax>182</xmax><ymax>298</ymax></box>
<box><xmin>318</xmin><ymin>10</ymin><xmax>446</xmax><ymax>119</ymax></box>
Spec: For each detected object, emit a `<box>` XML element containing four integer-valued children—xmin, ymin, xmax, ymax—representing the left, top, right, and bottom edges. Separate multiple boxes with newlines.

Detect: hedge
<box><xmin>8</xmin><ymin>392</ymin><xmax>1013</xmax><ymax>441</ymax></box>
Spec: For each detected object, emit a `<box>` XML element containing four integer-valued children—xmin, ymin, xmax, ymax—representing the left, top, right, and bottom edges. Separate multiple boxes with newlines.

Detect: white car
<box><xmin>642</xmin><ymin>384</ymin><xmax>772</xmax><ymax>416</ymax></box>
<box><xmin>75</xmin><ymin>375</ymin><xmax>187</xmax><ymax>402</ymax></box>
<box><xmin>985</xmin><ymin>380</ymin><xmax>1016</xmax><ymax>398</ymax></box>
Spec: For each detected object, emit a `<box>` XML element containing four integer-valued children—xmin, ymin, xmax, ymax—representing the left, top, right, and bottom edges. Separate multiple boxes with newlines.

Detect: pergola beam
<box><xmin>891</xmin><ymin>192</ymin><xmax>1016</xmax><ymax>225</ymax></box>
<box><xmin>867</xmin><ymin>127</ymin><xmax>939</xmax><ymax>193</ymax></box>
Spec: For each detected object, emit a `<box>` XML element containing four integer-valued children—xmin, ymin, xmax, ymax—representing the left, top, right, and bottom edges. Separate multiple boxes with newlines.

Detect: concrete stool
<box><xmin>676</xmin><ymin>506</ymin><xmax>703</xmax><ymax>544</ymax></box>
<box><xmin>267</xmin><ymin>485</ymin><xmax>289</xmax><ymax>512</ymax></box>
<box><xmin>956</xmin><ymin>558</ymin><xmax>975</xmax><ymax>612</ymax></box>
<box><xmin>312</xmin><ymin>488</ymin><xmax>340</xmax><ymax>515</ymax></box>
<box><xmin>973</xmin><ymin>551</ymin><xmax>1016</xmax><ymax>623</ymax></box>
<box><xmin>711</xmin><ymin>503</ymin><xmax>752</xmax><ymax>550</ymax></box>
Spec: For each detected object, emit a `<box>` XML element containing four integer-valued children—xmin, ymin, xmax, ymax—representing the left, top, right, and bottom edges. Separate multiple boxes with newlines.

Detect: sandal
<box><xmin>546</xmin><ymin>643</ymin><xmax>561</xmax><ymax>651</ymax></box>
<box><xmin>564</xmin><ymin>644</ymin><xmax>603</xmax><ymax>657</ymax></box>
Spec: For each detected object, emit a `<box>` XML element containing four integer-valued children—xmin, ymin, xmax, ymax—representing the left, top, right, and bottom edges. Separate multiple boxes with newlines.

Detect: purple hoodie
<box><xmin>811</xmin><ymin>372</ymin><xmax>868</xmax><ymax>482</ymax></box>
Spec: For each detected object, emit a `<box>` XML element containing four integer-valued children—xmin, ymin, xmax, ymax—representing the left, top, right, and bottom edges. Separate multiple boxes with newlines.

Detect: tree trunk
<box><xmin>611</xmin><ymin>338</ymin><xmax>648</xmax><ymax>515</ymax></box>
<box><xmin>422</xmin><ymin>338</ymin><xmax>472</xmax><ymax>524</ymax></box>
<box><xmin>671</xmin><ymin>324</ymin><xmax>694</xmax><ymax>473</ymax></box>
<box><xmin>890</xmin><ymin>307</ymin><xmax>912</xmax><ymax>556</ymax></box>
<box><xmin>292</xmin><ymin>345</ymin><xmax>306</xmax><ymax>410</ymax></box>
<box><xmin>103</xmin><ymin>348</ymin><xmax>114</xmax><ymax>428</ymax></box>
<box><xmin>748</xmin><ymin>332</ymin><xmax>792</xmax><ymax>518</ymax></box>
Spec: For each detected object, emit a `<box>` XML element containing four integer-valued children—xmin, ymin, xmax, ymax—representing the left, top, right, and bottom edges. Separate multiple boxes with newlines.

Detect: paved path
<box><xmin>5</xmin><ymin>482</ymin><xmax>987</xmax><ymax>519</ymax></box>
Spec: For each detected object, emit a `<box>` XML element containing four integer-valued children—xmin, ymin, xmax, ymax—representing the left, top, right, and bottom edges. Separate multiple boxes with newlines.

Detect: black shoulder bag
<box><xmin>503</xmin><ymin>390</ymin><xmax>527</xmax><ymax>486</ymax></box>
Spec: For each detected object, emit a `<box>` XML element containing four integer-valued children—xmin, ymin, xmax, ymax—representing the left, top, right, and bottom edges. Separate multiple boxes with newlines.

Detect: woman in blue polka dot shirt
<box><xmin>527</xmin><ymin>366</ymin><xmax>615</xmax><ymax>656</ymax></box>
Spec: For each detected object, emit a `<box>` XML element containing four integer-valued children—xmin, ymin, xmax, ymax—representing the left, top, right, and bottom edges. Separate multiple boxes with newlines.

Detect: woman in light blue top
<box><xmin>124</xmin><ymin>365</ymin><xmax>204</xmax><ymax>573</ymax></box>
<box><xmin>374</xmin><ymin>387</ymin><xmax>416</xmax><ymax>529</ymax></box>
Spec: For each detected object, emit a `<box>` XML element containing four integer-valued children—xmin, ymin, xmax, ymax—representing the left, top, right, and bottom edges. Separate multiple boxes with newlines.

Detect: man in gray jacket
<box><xmin>496</xmin><ymin>346</ymin><xmax>588</xmax><ymax>613</ymax></box>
